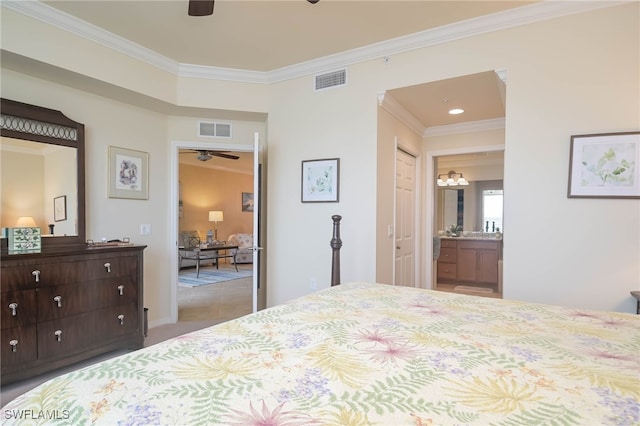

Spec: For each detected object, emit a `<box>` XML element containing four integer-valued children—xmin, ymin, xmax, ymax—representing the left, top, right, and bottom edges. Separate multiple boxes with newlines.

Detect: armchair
<box><xmin>178</xmin><ymin>231</ymin><xmax>218</xmax><ymax>277</ymax></box>
<box><xmin>228</xmin><ymin>233</ymin><xmax>254</xmax><ymax>264</ymax></box>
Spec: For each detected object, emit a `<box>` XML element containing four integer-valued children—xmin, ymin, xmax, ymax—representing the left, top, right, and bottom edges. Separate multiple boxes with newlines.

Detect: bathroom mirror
<box><xmin>441</xmin><ymin>189</ymin><xmax>464</xmax><ymax>229</ymax></box>
<box><xmin>1</xmin><ymin>98</ymin><xmax>85</xmax><ymax>249</ymax></box>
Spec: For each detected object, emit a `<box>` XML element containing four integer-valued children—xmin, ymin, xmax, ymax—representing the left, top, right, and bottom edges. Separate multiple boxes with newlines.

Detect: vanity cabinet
<box><xmin>1</xmin><ymin>245</ymin><xmax>145</xmax><ymax>384</ymax></box>
<box><xmin>436</xmin><ymin>239</ymin><xmax>458</xmax><ymax>281</ymax></box>
<box><xmin>437</xmin><ymin>238</ymin><xmax>501</xmax><ymax>286</ymax></box>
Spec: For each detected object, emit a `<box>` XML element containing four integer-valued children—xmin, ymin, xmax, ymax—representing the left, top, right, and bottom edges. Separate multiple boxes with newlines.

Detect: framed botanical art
<box><xmin>108</xmin><ymin>146</ymin><xmax>149</xmax><ymax>200</ymax></box>
<box><xmin>53</xmin><ymin>195</ymin><xmax>67</xmax><ymax>221</ymax></box>
<box><xmin>568</xmin><ymin>132</ymin><xmax>639</xmax><ymax>198</ymax></box>
<box><xmin>301</xmin><ymin>158</ymin><xmax>340</xmax><ymax>203</ymax></box>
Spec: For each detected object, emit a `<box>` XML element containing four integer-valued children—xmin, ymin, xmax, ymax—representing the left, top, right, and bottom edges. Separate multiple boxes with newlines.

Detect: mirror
<box><xmin>440</xmin><ymin>189</ymin><xmax>464</xmax><ymax>229</ymax></box>
<box><xmin>1</xmin><ymin>98</ymin><xmax>85</xmax><ymax>249</ymax></box>
<box><xmin>436</xmin><ymin>180</ymin><xmax>503</xmax><ymax>233</ymax></box>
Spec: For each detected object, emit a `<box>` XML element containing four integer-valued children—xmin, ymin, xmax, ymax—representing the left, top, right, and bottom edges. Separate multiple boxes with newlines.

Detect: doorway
<box><xmin>430</xmin><ymin>149</ymin><xmax>505</xmax><ymax>298</ymax></box>
<box><xmin>170</xmin><ymin>140</ymin><xmax>260</xmax><ymax>325</ymax></box>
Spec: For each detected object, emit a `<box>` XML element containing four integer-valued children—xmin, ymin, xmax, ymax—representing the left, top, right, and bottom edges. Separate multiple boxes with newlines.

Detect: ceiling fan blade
<box><xmin>188</xmin><ymin>0</ymin><xmax>214</xmax><ymax>16</ymax></box>
<box><xmin>211</xmin><ymin>152</ymin><xmax>240</xmax><ymax>160</ymax></box>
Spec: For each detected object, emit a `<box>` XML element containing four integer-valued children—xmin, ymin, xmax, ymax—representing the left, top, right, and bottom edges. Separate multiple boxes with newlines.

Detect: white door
<box><xmin>251</xmin><ymin>132</ymin><xmax>264</xmax><ymax>312</ymax></box>
<box><xmin>395</xmin><ymin>149</ymin><xmax>417</xmax><ymax>287</ymax></box>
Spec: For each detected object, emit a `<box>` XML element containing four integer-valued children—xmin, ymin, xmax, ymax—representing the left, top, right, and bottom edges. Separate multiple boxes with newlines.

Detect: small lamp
<box><xmin>208</xmin><ymin>210</ymin><xmax>224</xmax><ymax>242</ymax></box>
<box><xmin>15</xmin><ymin>216</ymin><xmax>37</xmax><ymax>228</ymax></box>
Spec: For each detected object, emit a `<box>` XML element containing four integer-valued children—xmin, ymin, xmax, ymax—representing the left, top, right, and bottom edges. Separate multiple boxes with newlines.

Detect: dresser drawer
<box><xmin>1</xmin><ymin>325</ymin><xmax>37</xmax><ymax>373</ymax></box>
<box><xmin>38</xmin><ymin>283</ymin><xmax>92</xmax><ymax>321</ymax></box>
<box><xmin>94</xmin><ymin>276</ymin><xmax>138</xmax><ymax>308</ymax></box>
<box><xmin>438</xmin><ymin>247</ymin><xmax>457</xmax><ymax>263</ymax></box>
<box><xmin>95</xmin><ymin>303</ymin><xmax>140</xmax><ymax>341</ymax></box>
<box><xmin>80</xmin><ymin>256</ymin><xmax>139</xmax><ymax>280</ymax></box>
<box><xmin>1</xmin><ymin>261</ymin><xmax>79</xmax><ymax>290</ymax></box>
<box><xmin>437</xmin><ymin>263</ymin><xmax>457</xmax><ymax>280</ymax></box>
<box><xmin>440</xmin><ymin>239</ymin><xmax>457</xmax><ymax>248</ymax></box>
<box><xmin>1</xmin><ymin>290</ymin><xmax>37</xmax><ymax>329</ymax></box>
<box><xmin>38</xmin><ymin>313</ymin><xmax>93</xmax><ymax>360</ymax></box>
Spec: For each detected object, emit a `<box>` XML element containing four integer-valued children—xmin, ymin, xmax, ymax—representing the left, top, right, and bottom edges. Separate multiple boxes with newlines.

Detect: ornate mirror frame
<box><xmin>1</xmin><ymin>98</ymin><xmax>86</xmax><ymax>249</ymax></box>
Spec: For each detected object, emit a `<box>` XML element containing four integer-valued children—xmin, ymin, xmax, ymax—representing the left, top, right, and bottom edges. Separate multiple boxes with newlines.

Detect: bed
<box><xmin>2</xmin><ymin>219</ymin><xmax>639</xmax><ymax>425</ymax></box>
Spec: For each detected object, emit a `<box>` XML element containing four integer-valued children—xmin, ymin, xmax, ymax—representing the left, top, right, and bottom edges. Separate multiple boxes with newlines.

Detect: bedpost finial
<box><xmin>330</xmin><ymin>215</ymin><xmax>342</xmax><ymax>286</ymax></box>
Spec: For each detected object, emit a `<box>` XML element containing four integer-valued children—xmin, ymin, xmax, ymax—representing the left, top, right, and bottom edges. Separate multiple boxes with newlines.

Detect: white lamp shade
<box><xmin>16</xmin><ymin>216</ymin><xmax>37</xmax><ymax>227</ymax></box>
<box><xmin>209</xmin><ymin>211</ymin><xmax>223</xmax><ymax>222</ymax></box>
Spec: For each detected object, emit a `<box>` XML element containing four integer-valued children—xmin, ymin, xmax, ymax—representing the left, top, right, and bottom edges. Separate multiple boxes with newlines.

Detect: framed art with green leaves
<box><xmin>568</xmin><ymin>132</ymin><xmax>639</xmax><ymax>198</ymax></box>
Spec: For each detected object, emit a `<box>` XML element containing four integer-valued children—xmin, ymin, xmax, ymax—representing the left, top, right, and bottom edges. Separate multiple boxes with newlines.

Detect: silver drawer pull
<box><xmin>53</xmin><ymin>295</ymin><xmax>62</xmax><ymax>308</ymax></box>
<box><xmin>54</xmin><ymin>330</ymin><xmax>62</xmax><ymax>342</ymax></box>
<box><xmin>8</xmin><ymin>303</ymin><xmax>18</xmax><ymax>316</ymax></box>
<box><xmin>9</xmin><ymin>339</ymin><xmax>18</xmax><ymax>352</ymax></box>
<box><xmin>104</xmin><ymin>262</ymin><xmax>111</xmax><ymax>273</ymax></box>
<box><xmin>32</xmin><ymin>270</ymin><xmax>40</xmax><ymax>282</ymax></box>
<box><xmin>118</xmin><ymin>314</ymin><xmax>125</xmax><ymax>325</ymax></box>
<box><xmin>117</xmin><ymin>285</ymin><xmax>124</xmax><ymax>296</ymax></box>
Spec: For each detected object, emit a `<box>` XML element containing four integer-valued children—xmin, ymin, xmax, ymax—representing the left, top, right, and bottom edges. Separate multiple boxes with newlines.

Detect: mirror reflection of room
<box><xmin>434</xmin><ymin>152</ymin><xmax>504</xmax><ymax>298</ymax></box>
<box><xmin>1</xmin><ymin>137</ymin><xmax>78</xmax><ymax>237</ymax></box>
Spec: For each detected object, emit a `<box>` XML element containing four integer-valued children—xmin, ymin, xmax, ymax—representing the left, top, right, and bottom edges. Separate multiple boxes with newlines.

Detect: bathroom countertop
<box><xmin>439</xmin><ymin>235</ymin><xmax>502</xmax><ymax>241</ymax></box>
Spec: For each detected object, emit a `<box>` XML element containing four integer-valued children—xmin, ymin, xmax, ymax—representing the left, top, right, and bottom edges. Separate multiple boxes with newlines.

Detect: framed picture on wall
<box><xmin>108</xmin><ymin>146</ymin><xmax>149</xmax><ymax>200</ymax></box>
<box><xmin>568</xmin><ymin>132</ymin><xmax>640</xmax><ymax>198</ymax></box>
<box><xmin>301</xmin><ymin>158</ymin><xmax>340</xmax><ymax>203</ymax></box>
<box><xmin>54</xmin><ymin>195</ymin><xmax>67</xmax><ymax>222</ymax></box>
<box><xmin>242</xmin><ymin>192</ymin><xmax>254</xmax><ymax>212</ymax></box>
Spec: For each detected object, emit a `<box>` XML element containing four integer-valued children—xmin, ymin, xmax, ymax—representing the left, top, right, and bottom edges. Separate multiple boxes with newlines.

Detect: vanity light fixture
<box><xmin>437</xmin><ymin>170</ymin><xmax>469</xmax><ymax>187</ymax></box>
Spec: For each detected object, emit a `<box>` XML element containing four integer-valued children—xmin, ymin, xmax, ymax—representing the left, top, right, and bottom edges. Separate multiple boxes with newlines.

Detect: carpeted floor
<box><xmin>178</xmin><ymin>265</ymin><xmax>253</xmax><ymax>287</ymax></box>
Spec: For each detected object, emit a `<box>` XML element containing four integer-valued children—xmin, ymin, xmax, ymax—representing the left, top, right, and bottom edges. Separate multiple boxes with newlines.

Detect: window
<box><xmin>482</xmin><ymin>189</ymin><xmax>503</xmax><ymax>232</ymax></box>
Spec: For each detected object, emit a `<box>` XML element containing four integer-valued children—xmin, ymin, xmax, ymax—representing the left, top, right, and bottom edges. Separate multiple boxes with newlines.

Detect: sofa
<box><xmin>228</xmin><ymin>233</ymin><xmax>253</xmax><ymax>264</ymax></box>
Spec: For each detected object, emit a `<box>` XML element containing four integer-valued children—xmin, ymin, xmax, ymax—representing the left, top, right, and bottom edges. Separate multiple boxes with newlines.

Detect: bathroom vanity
<box><xmin>437</xmin><ymin>237</ymin><xmax>502</xmax><ymax>287</ymax></box>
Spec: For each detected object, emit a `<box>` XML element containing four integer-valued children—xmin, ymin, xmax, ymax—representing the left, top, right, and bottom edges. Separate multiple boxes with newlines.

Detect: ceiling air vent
<box><xmin>198</xmin><ymin>121</ymin><xmax>232</xmax><ymax>138</ymax></box>
<box><xmin>315</xmin><ymin>69</ymin><xmax>347</xmax><ymax>91</ymax></box>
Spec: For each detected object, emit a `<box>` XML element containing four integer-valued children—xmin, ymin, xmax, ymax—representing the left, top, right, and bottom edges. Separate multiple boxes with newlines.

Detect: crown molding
<box><xmin>377</xmin><ymin>92</ymin><xmax>426</xmax><ymax>136</ymax></box>
<box><xmin>3</xmin><ymin>1</ymin><xmax>629</xmax><ymax>84</ymax></box>
<box><xmin>2</xmin><ymin>0</ymin><xmax>180</xmax><ymax>75</ymax></box>
<box><xmin>178</xmin><ymin>63</ymin><xmax>270</xmax><ymax>84</ymax></box>
<box><xmin>424</xmin><ymin>118</ymin><xmax>505</xmax><ymax>137</ymax></box>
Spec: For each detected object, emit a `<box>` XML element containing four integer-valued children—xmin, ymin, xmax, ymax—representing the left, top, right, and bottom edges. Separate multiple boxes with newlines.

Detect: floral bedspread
<box><xmin>3</xmin><ymin>282</ymin><xmax>639</xmax><ymax>425</ymax></box>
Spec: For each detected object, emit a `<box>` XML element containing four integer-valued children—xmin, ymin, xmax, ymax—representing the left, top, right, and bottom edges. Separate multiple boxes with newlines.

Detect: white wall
<box><xmin>266</xmin><ymin>3</ymin><xmax>639</xmax><ymax>311</ymax></box>
<box><xmin>2</xmin><ymin>3</ymin><xmax>638</xmax><ymax>314</ymax></box>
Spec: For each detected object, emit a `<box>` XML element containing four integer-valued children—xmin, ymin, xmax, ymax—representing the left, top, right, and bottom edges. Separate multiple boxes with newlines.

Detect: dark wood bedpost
<box><xmin>330</xmin><ymin>215</ymin><xmax>342</xmax><ymax>286</ymax></box>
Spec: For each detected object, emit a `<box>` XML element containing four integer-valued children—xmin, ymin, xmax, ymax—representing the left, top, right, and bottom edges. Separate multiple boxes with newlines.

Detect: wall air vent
<box><xmin>315</xmin><ymin>69</ymin><xmax>347</xmax><ymax>91</ymax></box>
<box><xmin>198</xmin><ymin>121</ymin><xmax>232</xmax><ymax>138</ymax></box>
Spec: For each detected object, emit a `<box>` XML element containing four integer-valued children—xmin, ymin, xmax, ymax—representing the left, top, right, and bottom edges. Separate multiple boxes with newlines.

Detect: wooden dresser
<box><xmin>1</xmin><ymin>245</ymin><xmax>145</xmax><ymax>384</ymax></box>
<box><xmin>437</xmin><ymin>238</ymin><xmax>502</xmax><ymax>286</ymax></box>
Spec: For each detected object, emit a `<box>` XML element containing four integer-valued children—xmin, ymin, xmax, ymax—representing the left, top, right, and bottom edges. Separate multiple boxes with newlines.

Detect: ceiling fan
<box><xmin>181</xmin><ymin>149</ymin><xmax>240</xmax><ymax>161</ymax></box>
<box><xmin>188</xmin><ymin>0</ymin><xmax>319</xmax><ymax>17</ymax></box>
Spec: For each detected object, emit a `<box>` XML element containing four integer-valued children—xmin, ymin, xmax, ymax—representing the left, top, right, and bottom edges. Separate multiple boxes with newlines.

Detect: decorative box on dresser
<box><xmin>1</xmin><ymin>245</ymin><xmax>145</xmax><ymax>384</ymax></box>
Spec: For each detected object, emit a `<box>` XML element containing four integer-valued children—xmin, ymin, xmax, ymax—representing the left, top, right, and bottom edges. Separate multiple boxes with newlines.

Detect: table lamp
<box><xmin>208</xmin><ymin>210</ymin><xmax>223</xmax><ymax>243</ymax></box>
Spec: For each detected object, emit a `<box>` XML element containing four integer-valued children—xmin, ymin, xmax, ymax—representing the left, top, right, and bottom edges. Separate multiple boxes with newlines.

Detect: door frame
<box><xmin>425</xmin><ymin>144</ymin><xmax>504</xmax><ymax>289</ymax></box>
<box><xmin>169</xmin><ymin>140</ymin><xmax>256</xmax><ymax>324</ymax></box>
